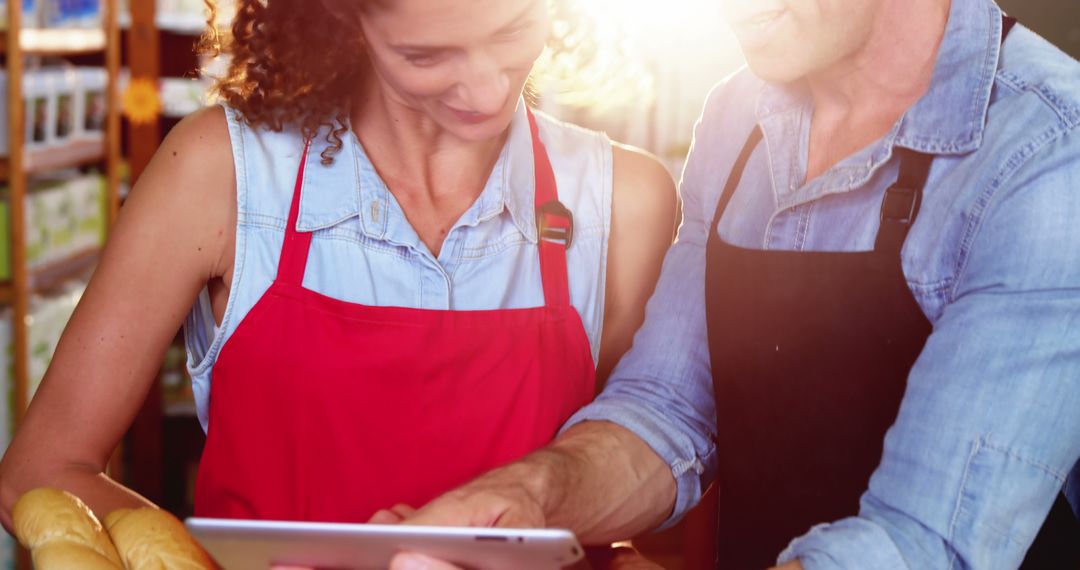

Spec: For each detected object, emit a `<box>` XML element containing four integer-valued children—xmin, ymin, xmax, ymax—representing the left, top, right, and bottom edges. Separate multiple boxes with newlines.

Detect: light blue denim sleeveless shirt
<box><xmin>184</xmin><ymin>100</ymin><xmax>613</xmax><ymax>431</ymax></box>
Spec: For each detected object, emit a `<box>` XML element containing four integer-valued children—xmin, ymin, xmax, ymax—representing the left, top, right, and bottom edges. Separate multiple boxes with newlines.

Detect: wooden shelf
<box><xmin>29</xmin><ymin>246</ymin><xmax>100</xmax><ymax>292</ymax></box>
<box><xmin>0</xmin><ymin>28</ymin><xmax>108</xmax><ymax>56</ymax></box>
<box><xmin>0</xmin><ymin>139</ymin><xmax>107</xmax><ymax>183</ymax></box>
<box><xmin>24</xmin><ymin>139</ymin><xmax>106</xmax><ymax>175</ymax></box>
<box><xmin>121</xmin><ymin>11</ymin><xmax>208</xmax><ymax>36</ymax></box>
<box><xmin>0</xmin><ymin>246</ymin><xmax>101</xmax><ymax>302</ymax></box>
<box><xmin>3</xmin><ymin>4</ymin><xmax>119</xmax><ymax>568</ymax></box>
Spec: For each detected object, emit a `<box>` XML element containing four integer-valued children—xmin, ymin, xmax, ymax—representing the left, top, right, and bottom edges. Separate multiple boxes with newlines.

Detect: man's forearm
<box><xmin>530</xmin><ymin>420</ymin><xmax>677</xmax><ymax>544</ymax></box>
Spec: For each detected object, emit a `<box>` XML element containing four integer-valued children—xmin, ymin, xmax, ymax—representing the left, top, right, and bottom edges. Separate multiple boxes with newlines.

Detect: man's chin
<box><xmin>743</xmin><ymin>53</ymin><xmax>813</xmax><ymax>84</ymax></box>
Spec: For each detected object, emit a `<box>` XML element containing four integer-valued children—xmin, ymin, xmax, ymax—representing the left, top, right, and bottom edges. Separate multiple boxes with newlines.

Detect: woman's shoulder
<box><xmin>153</xmin><ymin>106</ymin><xmax>235</xmax><ymax>198</ymax></box>
<box><xmin>609</xmin><ymin>142</ymin><xmax>677</xmax><ymax>238</ymax></box>
<box><xmin>530</xmin><ymin>108</ymin><xmax>612</xmax><ymax>162</ymax></box>
<box><xmin>531</xmin><ymin>106</ymin><xmax>608</xmax><ymax>137</ymax></box>
<box><xmin>610</xmin><ymin>142</ymin><xmax>675</xmax><ymax>205</ymax></box>
<box><xmin>529</xmin><ymin>108</ymin><xmax>673</xmax><ymax>202</ymax></box>
<box><xmin>528</xmin><ymin>107</ymin><xmax>675</xmax><ymax>234</ymax></box>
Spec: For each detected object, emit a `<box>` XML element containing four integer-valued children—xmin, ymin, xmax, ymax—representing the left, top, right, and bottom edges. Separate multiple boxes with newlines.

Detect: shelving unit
<box><xmin>5</xmin><ymin>0</ymin><xmax>121</xmax><ymax>425</ymax></box>
<box><xmin>3</xmin><ymin>3</ymin><xmax>120</xmax><ymax>567</ymax></box>
<box><xmin>8</xmin><ymin>27</ymin><xmax>107</xmax><ymax>54</ymax></box>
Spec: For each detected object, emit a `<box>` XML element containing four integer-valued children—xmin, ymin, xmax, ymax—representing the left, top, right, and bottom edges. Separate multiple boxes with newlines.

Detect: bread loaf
<box><xmin>12</xmin><ymin>487</ymin><xmax>124</xmax><ymax>569</ymax></box>
<box><xmin>30</xmin><ymin>540</ymin><xmax>128</xmax><ymax>570</ymax></box>
<box><xmin>105</xmin><ymin>507</ymin><xmax>219</xmax><ymax>570</ymax></box>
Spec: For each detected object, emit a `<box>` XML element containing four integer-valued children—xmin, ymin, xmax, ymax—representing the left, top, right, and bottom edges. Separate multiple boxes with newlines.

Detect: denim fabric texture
<box><xmin>564</xmin><ymin>0</ymin><xmax>1080</xmax><ymax>567</ymax></box>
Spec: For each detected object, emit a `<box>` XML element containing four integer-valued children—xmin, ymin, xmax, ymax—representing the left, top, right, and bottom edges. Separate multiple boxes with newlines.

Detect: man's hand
<box><xmin>403</xmin><ymin>460</ymin><xmax>549</xmax><ymax>529</ymax></box>
<box><xmin>388</xmin><ymin>553</ymin><xmax>462</xmax><ymax>570</ymax></box>
<box><xmin>369</xmin><ymin>504</ymin><xmax>418</xmax><ymax>525</ymax></box>
<box><xmin>387</xmin><ymin>544</ymin><xmax>668</xmax><ymax>570</ymax></box>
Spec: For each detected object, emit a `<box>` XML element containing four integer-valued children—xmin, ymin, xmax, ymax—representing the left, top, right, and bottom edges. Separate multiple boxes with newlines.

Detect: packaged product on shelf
<box><xmin>0</xmin><ymin>67</ymin><xmax>108</xmax><ymax>155</ymax></box>
<box><xmin>161</xmin><ymin>77</ymin><xmax>212</xmax><ymax>118</ymax></box>
<box><xmin>51</xmin><ymin>67</ymin><xmax>79</xmax><ymax>144</ymax></box>
<box><xmin>24</xmin><ymin>70</ymin><xmax>54</xmax><ymax>151</ymax></box>
<box><xmin>26</xmin><ymin>280</ymin><xmax>87</xmax><ymax>404</ymax></box>
<box><xmin>0</xmin><ymin>0</ymin><xmax>41</xmax><ymax>30</ymax></box>
<box><xmin>156</xmin><ymin>0</ymin><xmax>217</xmax><ymax>31</ymax></box>
<box><xmin>76</xmin><ymin>67</ymin><xmax>108</xmax><ymax>141</ymax></box>
<box><xmin>41</xmin><ymin>0</ymin><xmax>101</xmax><ymax>28</ymax></box>
<box><xmin>0</xmin><ymin>172</ymin><xmax>106</xmax><ymax>279</ymax></box>
<box><xmin>70</xmin><ymin>171</ymin><xmax>107</xmax><ymax>247</ymax></box>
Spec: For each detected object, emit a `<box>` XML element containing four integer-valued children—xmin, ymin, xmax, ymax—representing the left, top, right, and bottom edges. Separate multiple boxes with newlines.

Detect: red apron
<box><xmin>194</xmin><ymin>109</ymin><xmax>596</xmax><ymax>522</ymax></box>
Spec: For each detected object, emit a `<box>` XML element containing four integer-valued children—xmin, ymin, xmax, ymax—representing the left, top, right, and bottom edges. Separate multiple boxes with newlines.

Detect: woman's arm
<box><xmin>0</xmin><ymin>106</ymin><xmax>236</xmax><ymax>531</ymax></box>
<box><xmin>596</xmin><ymin>144</ymin><xmax>678</xmax><ymax>386</ymax></box>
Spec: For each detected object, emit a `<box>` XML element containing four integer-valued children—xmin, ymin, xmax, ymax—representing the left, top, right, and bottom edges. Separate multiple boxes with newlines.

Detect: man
<box><xmin>390</xmin><ymin>0</ymin><xmax>1080</xmax><ymax>567</ymax></box>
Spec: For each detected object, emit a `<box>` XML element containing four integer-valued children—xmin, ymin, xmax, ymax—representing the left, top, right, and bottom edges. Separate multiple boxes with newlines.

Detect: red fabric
<box><xmin>194</xmin><ymin>109</ymin><xmax>596</xmax><ymax>522</ymax></box>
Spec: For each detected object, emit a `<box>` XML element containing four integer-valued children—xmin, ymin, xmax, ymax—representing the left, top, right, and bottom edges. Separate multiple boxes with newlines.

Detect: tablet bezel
<box><xmin>185</xmin><ymin>517</ymin><xmax>584</xmax><ymax>570</ymax></box>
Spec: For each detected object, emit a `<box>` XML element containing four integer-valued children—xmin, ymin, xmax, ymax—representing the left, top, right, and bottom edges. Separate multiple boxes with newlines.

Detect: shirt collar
<box><xmin>755</xmin><ymin>0</ymin><xmax>1004</xmax><ymax>156</ymax></box>
<box><xmin>893</xmin><ymin>0</ymin><xmax>1003</xmax><ymax>154</ymax></box>
<box><xmin>295</xmin><ymin>97</ymin><xmax>540</xmax><ymax>243</ymax></box>
<box><xmin>502</xmin><ymin>100</ymin><xmax>541</xmax><ymax>242</ymax></box>
<box><xmin>295</xmin><ymin>124</ymin><xmax>363</xmax><ymax>233</ymax></box>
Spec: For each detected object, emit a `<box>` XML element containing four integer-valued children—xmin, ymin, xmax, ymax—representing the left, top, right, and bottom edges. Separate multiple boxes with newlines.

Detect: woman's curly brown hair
<box><xmin>198</xmin><ymin>0</ymin><xmax>607</xmax><ymax>165</ymax></box>
<box><xmin>198</xmin><ymin>0</ymin><xmax>366</xmax><ymax>164</ymax></box>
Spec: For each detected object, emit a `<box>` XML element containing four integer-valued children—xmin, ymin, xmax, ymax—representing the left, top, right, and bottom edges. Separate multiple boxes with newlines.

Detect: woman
<box><xmin>0</xmin><ymin>0</ymin><xmax>675</xmax><ymax>526</ymax></box>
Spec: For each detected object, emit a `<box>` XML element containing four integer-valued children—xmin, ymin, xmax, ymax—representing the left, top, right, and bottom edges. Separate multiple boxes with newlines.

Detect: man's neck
<box><xmin>804</xmin><ymin>0</ymin><xmax>951</xmax><ymax>183</ymax></box>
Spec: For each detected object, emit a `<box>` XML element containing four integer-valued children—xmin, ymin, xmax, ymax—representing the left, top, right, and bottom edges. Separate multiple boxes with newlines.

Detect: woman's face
<box><xmin>358</xmin><ymin>0</ymin><xmax>550</xmax><ymax>141</ymax></box>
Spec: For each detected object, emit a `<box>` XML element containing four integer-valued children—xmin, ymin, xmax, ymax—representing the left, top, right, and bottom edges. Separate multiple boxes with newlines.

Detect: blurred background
<box><xmin>0</xmin><ymin>0</ymin><xmax>1073</xmax><ymax>568</ymax></box>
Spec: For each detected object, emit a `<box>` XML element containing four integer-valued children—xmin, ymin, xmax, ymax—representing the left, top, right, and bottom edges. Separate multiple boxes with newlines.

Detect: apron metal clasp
<box><xmin>537</xmin><ymin>200</ymin><xmax>574</xmax><ymax>249</ymax></box>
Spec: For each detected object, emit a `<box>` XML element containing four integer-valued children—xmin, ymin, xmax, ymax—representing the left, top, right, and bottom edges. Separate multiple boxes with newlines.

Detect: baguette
<box><xmin>12</xmin><ymin>487</ymin><xmax>124</xmax><ymax>569</ymax></box>
<box><xmin>105</xmin><ymin>507</ymin><xmax>219</xmax><ymax>570</ymax></box>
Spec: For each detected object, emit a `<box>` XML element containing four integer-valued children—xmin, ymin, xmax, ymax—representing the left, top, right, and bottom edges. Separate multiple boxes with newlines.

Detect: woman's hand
<box><xmin>368</xmin><ymin>504</ymin><xmax>418</xmax><ymax>525</ymax></box>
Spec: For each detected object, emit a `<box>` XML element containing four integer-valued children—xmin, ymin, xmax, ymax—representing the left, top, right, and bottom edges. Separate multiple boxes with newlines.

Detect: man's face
<box><xmin>721</xmin><ymin>0</ymin><xmax>884</xmax><ymax>83</ymax></box>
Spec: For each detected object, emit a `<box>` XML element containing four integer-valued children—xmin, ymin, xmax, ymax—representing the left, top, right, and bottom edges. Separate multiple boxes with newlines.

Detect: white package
<box><xmin>51</xmin><ymin>68</ymin><xmax>79</xmax><ymax>144</ymax></box>
<box><xmin>75</xmin><ymin>67</ymin><xmax>107</xmax><ymax>141</ymax></box>
<box><xmin>24</xmin><ymin>70</ymin><xmax>55</xmax><ymax>150</ymax></box>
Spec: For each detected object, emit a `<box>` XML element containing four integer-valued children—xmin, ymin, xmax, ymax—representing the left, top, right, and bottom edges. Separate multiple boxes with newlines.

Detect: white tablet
<box><xmin>185</xmin><ymin>518</ymin><xmax>584</xmax><ymax>570</ymax></box>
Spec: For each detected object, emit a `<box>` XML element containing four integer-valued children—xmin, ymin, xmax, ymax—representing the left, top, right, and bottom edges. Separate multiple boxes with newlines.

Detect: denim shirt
<box><xmin>185</xmin><ymin>100</ymin><xmax>613</xmax><ymax>432</ymax></box>
<box><xmin>564</xmin><ymin>0</ymin><xmax>1080</xmax><ymax>568</ymax></box>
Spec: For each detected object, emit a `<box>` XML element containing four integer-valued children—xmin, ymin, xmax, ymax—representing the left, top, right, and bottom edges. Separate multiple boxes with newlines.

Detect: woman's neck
<box><xmin>347</xmin><ymin>80</ymin><xmax>512</xmax><ymax>257</ymax></box>
<box><xmin>350</xmin><ymin>82</ymin><xmax>509</xmax><ymax>202</ymax></box>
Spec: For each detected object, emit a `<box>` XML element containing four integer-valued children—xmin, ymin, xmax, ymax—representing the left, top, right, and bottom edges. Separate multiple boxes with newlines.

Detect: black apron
<box><xmin>703</xmin><ymin>18</ymin><xmax>1078</xmax><ymax>569</ymax></box>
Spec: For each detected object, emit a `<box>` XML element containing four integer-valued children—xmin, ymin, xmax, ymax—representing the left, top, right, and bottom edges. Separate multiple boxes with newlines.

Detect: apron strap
<box><xmin>708</xmin><ymin>126</ymin><xmax>764</xmax><ymax>241</ymax></box>
<box><xmin>276</xmin><ymin>115</ymin><xmax>572</xmax><ymax>304</ymax></box>
<box><xmin>1002</xmin><ymin>15</ymin><xmax>1018</xmax><ymax>39</ymax></box>
<box><xmin>874</xmin><ymin>149</ymin><xmax>933</xmax><ymax>254</ymax></box>
<box><xmin>527</xmin><ymin>108</ymin><xmax>572</xmax><ymax>308</ymax></box>
<box><xmin>276</xmin><ymin>140</ymin><xmax>314</xmax><ymax>286</ymax></box>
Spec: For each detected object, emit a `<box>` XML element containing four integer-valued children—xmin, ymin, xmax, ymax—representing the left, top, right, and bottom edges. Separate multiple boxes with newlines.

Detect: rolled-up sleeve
<box><xmin>561</xmin><ymin>90</ymin><xmax>732</xmax><ymax>527</ymax></box>
<box><xmin>780</xmin><ymin>134</ymin><xmax>1080</xmax><ymax>569</ymax></box>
